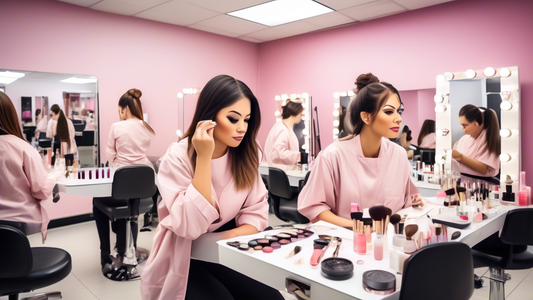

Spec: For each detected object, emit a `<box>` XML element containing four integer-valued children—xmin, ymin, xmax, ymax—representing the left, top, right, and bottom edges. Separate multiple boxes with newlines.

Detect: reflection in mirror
<box><xmin>1</xmin><ymin>68</ymin><xmax>99</xmax><ymax>167</ymax></box>
<box><xmin>332</xmin><ymin>91</ymin><xmax>355</xmax><ymax>140</ymax></box>
<box><xmin>435</xmin><ymin>67</ymin><xmax>520</xmax><ymax>199</ymax></box>
<box><xmin>177</xmin><ymin>88</ymin><xmax>200</xmax><ymax>138</ymax></box>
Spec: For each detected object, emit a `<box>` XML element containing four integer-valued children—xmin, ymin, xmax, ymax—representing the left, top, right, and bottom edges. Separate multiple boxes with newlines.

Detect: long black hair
<box><xmin>118</xmin><ymin>88</ymin><xmax>155</xmax><ymax>134</ymax></box>
<box><xmin>184</xmin><ymin>75</ymin><xmax>262</xmax><ymax>190</ymax></box>
<box><xmin>459</xmin><ymin>104</ymin><xmax>500</xmax><ymax>155</ymax></box>
<box><xmin>50</xmin><ymin>104</ymin><xmax>70</xmax><ymax>149</ymax></box>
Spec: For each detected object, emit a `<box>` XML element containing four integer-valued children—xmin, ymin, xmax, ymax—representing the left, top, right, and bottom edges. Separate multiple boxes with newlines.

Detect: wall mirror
<box><xmin>435</xmin><ymin>66</ymin><xmax>520</xmax><ymax>191</ymax></box>
<box><xmin>177</xmin><ymin>88</ymin><xmax>200</xmax><ymax>138</ymax></box>
<box><xmin>1</xmin><ymin>68</ymin><xmax>100</xmax><ymax>167</ymax></box>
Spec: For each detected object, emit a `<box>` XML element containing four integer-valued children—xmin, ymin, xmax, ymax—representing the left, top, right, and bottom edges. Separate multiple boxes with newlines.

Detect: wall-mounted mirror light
<box><xmin>436</xmin><ymin>128</ymin><xmax>450</xmax><ymax>136</ymax></box>
<box><xmin>332</xmin><ymin>90</ymin><xmax>354</xmax><ymax>140</ymax></box>
<box><xmin>465</xmin><ymin>69</ymin><xmax>477</xmax><ymax>79</ymax></box>
<box><xmin>273</xmin><ymin>92</ymin><xmax>312</xmax><ymax>155</ymax></box>
<box><xmin>500</xmin><ymin>68</ymin><xmax>511</xmax><ymax>77</ymax></box>
<box><xmin>484</xmin><ymin>67</ymin><xmax>497</xmax><ymax>77</ymax></box>
<box><xmin>500</xmin><ymin>153</ymin><xmax>511</xmax><ymax>162</ymax></box>
<box><xmin>500</xmin><ymin>128</ymin><xmax>512</xmax><ymax>138</ymax></box>
<box><xmin>434</xmin><ymin>94</ymin><xmax>445</xmax><ymax>103</ymax></box>
<box><xmin>435</xmin><ymin>105</ymin><xmax>447</xmax><ymax>114</ymax></box>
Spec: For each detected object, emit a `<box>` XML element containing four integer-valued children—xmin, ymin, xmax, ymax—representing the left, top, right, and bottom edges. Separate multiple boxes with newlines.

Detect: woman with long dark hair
<box><xmin>141</xmin><ymin>75</ymin><xmax>282</xmax><ymax>300</ymax></box>
<box><xmin>0</xmin><ymin>91</ymin><xmax>56</xmax><ymax>243</ymax></box>
<box><xmin>453</xmin><ymin>104</ymin><xmax>500</xmax><ymax>177</ymax></box>
<box><xmin>298</xmin><ymin>82</ymin><xmax>421</xmax><ymax>228</ymax></box>
<box><xmin>46</xmin><ymin>104</ymin><xmax>77</xmax><ymax>158</ymax></box>
<box><xmin>418</xmin><ymin>119</ymin><xmax>436</xmax><ymax>149</ymax></box>
<box><xmin>264</xmin><ymin>100</ymin><xmax>303</xmax><ymax>167</ymax></box>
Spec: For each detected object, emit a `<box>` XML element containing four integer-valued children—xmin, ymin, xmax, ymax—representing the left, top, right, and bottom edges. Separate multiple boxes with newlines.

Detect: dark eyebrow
<box><xmin>229</xmin><ymin>110</ymin><xmax>251</xmax><ymax>117</ymax></box>
<box><xmin>383</xmin><ymin>104</ymin><xmax>398</xmax><ymax>110</ymax></box>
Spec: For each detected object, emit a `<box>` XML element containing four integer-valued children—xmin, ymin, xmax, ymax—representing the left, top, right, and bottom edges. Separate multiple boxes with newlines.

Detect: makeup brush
<box><xmin>286</xmin><ymin>246</ymin><xmax>302</xmax><ymax>259</ymax></box>
<box><xmin>351</xmin><ymin>203</ymin><xmax>360</xmax><ymax>232</ymax></box>
<box><xmin>390</xmin><ymin>214</ymin><xmax>401</xmax><ymax>234</ymax></box>
<box><xmin>311</xmin><ymin>239</ymin><xmax>330</xmax><ymax>266</ymax></box>
<box><xmin>383</xmin><ymin>207</ymin><xmax>392</xmax><ymax>235</ymax></box>
<box><xmin>403</xmin><ymin>224</ymin><xmax>419</xmax><ymax>254</ymax></box>
<box><xmin>333</xmin><ymin>238</ymin><xmax>342</xmax><ymax>257</ymax></box>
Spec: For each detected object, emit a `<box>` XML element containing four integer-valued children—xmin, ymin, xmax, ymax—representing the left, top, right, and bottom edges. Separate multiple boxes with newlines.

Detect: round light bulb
<box><xmin>302</xmin><ymin>128</ymin><xmax>309</xmax><ymax>136</ymax></box>
<box><xmin>500</xmin><ymin>153</ymin><xmax>511</xmax><ymax>162</ymax></box>
<box><xmin>333</xmin><ymin>135</ymin><xmax>339</xmax><ymax>140</ymax></box>
<box><xmin>281</xmin><ymin>94</ymin><xmax>288</xmax><ymax>100</ymax></box>
<box><xmin>334</xmin><ymin>103</ymin><xmax>340</xmax><ymax>109</ymax></box>
<box><xmin>177</xmin><ymin>92</ymin><xmax>184</xmax><ymax>98</ymax></box>
<box><xmin>436</xmin><ymin>128</ymin><xmax>449</xmax><ymax>137</ymax></box>
<box><xmin>302</xmin><ymin>102</ymin><xmax>308</xmax><ymax>109</ymax></box>
<box><xmin>500</xmin><ymin>68</ymin><xmax>511</xmax><ymax>77</ymax></box>
<box><xmin>333</xmin><ymin>110</ymin><xmax>339</xmax><ymax>117</ymax></box>
<box><xmin>484</xmin><ymin>67</ymin><xmax>496</xmax><ymax>77</ymax></box>
<box><xmin>436</xmin><ymin>74</ymin><xmax>445</xmax><ymax>82</ymax></box>
<box><xmin>500</xmin><ymin>91</ymin><xmax>511</xmax><ymax>101</ymax></box>
<box><xmin>176</xmin><ymin>129</ymin><xmax>183</xmax><ymax>138</ymax></box>
<box><xmin>465</xmin><ymin>69</ymin><xmax>477</xmax><ymax>79</ymax></box>
<box><xmin>333</xmin><ymin>92</ymin><xmax>340</xmax><ymax>99</ymax></box>
<box><xmin>182</xmin><ymin>88</ymin><xmax>188</xmax><ymax>93</ymax></box>
<box><xmin>290</xmin><ymin>94</ymin><xmax>297</xmax><ymax>99</ymax></box>
<box><xmin>333</xmin><ymin>128</ymin><xmax>340</xmax><ymax>135</ymax></box>
<box><xmin>435</xmin><ymin>105</ymin><xmax>447</xmax><ymax>114</ymax></box>
<box><xmin>500</xmin><ymin>101</ymin><xmax>513</xmax><ymax>111</ymax></box>
<box><xmin>444</xmin><ymin>72</ymin><xmax>454</xmax><ymax>80</ymax></box>
<box><xmin>302</xmin><ymin>93</ymin><xmax>309</xmax><ymax>99</ymax></box>
<box><xmin>333</xmin><ymin>120</ymin><xmax>339</xmax><ymax>127</ymax></box>
<box><xmin>275</xmin><ymin>95</ymin><xmax>281</xmax><ymax>101</ymax></box>
<box><xmin>434</xmin><ymin>94</ymin><xmax>444</xmax><ymax>103</ymax></box>
<box><xmin>500</xmin><ymin>128</ymin><xmax>511</xmax><ymax>138</ymax></box>
<box><xmin>274</xmin><ymin>110</ymin><xmax>280</xmax><ymax>117</ymax></box>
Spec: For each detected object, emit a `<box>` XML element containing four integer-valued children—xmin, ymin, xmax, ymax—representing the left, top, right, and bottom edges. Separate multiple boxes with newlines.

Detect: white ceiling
<box><xmin>56</xmin><ymin>0</ymin><xmax>455</xmax><ymax>43</ymax></box>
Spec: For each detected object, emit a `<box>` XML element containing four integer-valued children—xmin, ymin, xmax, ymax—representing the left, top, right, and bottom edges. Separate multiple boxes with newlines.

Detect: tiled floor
<box><xmin>2</xmin><ymin>214</ymin><xmax>532</xmax><ymax>300</ymax></box>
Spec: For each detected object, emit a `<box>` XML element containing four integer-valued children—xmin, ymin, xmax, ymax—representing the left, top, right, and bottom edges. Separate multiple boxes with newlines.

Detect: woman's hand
<box><xmin>411</xmin><ymin>194</ymin><xmax>424</xmax><ymax>208</ymax></box>
<box><xmin>452</xmin><ymin>150</ymin><xmax>463</xmax><ymax>162</ymax></box>
<box><xmin>192</xmin><ymin>120</ymin><xmax>216</xmax><ymax>159</ymax></box>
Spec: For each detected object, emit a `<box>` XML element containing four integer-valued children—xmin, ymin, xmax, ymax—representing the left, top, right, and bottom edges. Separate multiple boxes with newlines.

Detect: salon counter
<box><xmin>259</xmin><ymin>164</ymin><xmax>307</xmax><ymax>187</ymax></box>
<box><xmin>56</xmin><ymin>168</ymin><xmax>116</xmax><ymax>197</ymax></box>
<box><xmin>412</xmin><ymin>181</ymin><xmax>440</xmax><ymax>197</ymax></box>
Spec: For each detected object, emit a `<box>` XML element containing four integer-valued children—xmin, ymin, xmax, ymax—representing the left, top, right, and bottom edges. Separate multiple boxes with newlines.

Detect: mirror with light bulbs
<box><xmin>435</xmin><ymin>66</ymin><xmax>520</xmax><ymax>192</ymax></box>
<box><xmin>273</xmin><ymin>93</ymin><xmax>313</xmax><ymax>158</ymax></box>
<box><xmin>332</xmin><ymin>91</ymin><xmax>355</xmax><ymax>140</ymax></box>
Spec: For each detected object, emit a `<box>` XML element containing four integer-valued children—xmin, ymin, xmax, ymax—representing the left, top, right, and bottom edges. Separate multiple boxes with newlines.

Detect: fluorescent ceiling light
<box><xmin>227</xmin><ymin>0</ymin><xmax>333</xmax><ymax>27</ymax></box>
<box><xmin>61</xmin><ymin>77</ymin><xmax>98</xmax><ymax>84</ymax></box>
<box><xmin>0</xmin><ymin>71</ymin><xmax>25</xmax><ymax>84</ymax></box>
<box><xmin>0</xmin><ymin>77</ymin><xmax>19</xmax><ymax>85</ymax></box>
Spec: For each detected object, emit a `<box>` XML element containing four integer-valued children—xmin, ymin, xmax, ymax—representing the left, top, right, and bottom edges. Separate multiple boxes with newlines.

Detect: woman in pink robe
<box><xmin>141</xmin><ymin>75</ymin><xmax>282</xmax><ymax>300</ymax></box>
<box><xmin>46</xmin><ymin>104</ymin><xmax>78</xmax><ymax>159</ymax></box>
<box><xmin>453</xmin><ymin>105</ymin><xmax>500</xmax><ymax>177</ymax></box>
<box><xmin>418</xmin><ymin>119</ymin><xmax>436</xmax><ymax>149</ymax></box>
<box><xmin>298</xmin><ymin>82</ymin><xmax>421</xmax><ymax>228</ymax></box>
<box><xmin>264</xmin><ymin>101</ymin><xmax>303</xmax><ymax>168</ymax></box>
<box><xmin>0</xmin><ymin>92</ymin><xmax>56</xmax><ymax>243</ymax></box>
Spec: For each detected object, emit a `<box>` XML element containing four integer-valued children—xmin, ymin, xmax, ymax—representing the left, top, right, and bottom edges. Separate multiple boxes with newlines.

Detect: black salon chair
<box><xmin>399</xmin><ymin>242</ymin><xmax>474</xmax><ymax>300</ymax></box>
<box><xmin>93</xmin><ymin>166</ymin><xmax>156</xmax><ymax>273</ymax></box>
<box><xmin>419</xmin><ymin>147</ymin><xmax>435</xmax><ymax>165</ymax></box>
<box><xmin>0</xmin><ymin>222</ymin><xmax>72</xmax><ymax>300</ymax></box>
<box><xmin>472</xmin><ymin>208</ymin><xmax>533</xmax><ymax>300</ymax></box>
<box><xmin>268</xmin><ymin>167</ymin><xmax>309</xmax><ymax>224</ymax></box>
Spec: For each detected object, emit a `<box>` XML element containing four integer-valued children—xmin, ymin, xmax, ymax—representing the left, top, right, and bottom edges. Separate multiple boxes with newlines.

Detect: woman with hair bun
<box><xmin>298</xmin><ymin>81</ymin><xmax>421</xmax><ymax>228</ymax></box>
<box><xmin>264</xmin><ymin>100</ymin><xmax>303</xmax><ymax>168</ymax></box>
<box><xmin>342</xmin><ymin>73</ymin><xmax>380</xmax><ymax>137</ymax></box>
<box><xmin>453</xmin><ymin>104</ymin><xmax>500</xmax><ymax>177</ymax></box>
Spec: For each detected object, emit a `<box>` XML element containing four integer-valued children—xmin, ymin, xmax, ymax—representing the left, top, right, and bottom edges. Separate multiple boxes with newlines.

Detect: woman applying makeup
<box><xmin>0</xmin><ymin>92</ymin><xmax>57</xmax><ymax>243</ymax></box>
<box><xmin>93</xmin><ymin>89</ymin><xmax>155</xmax><ymax>271</ymax></box>
<box><xmin>452</xmin><ymin>104</ymin><xmax>500</xmax><ymax>177</ymax></box>
<box><xmin>141</xmin><ymin>75</ymin><xmax>282</xmax><ymax>300</ymax></box>
<box><xmin>46</xmin><ymin>104</ymin><xmax>77</xmax><ymax>159</ymax></box>
<box><xmin>264</xmin><ymin>101</ymin><xmax>303</xmax><ymax>168</ymax></box>
<box><xmin>298</xmin><ymin>82</ymin><xmax>421</xmax><ymax>228</ymax></box>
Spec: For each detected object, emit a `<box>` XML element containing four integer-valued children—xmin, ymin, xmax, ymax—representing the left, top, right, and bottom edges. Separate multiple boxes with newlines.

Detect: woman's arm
<box><xmin>452</xmin><ymin>150</ymin><xmax>489</xmax><ymax>174</ymax></box>
<box><xmin>315</xmin><ymin>210</ymin><xmax>352</xmax><ymax>229</ymax></box>
<box><xmin>191</xmin><ymin>121</ymin><xmax>216</xmax><ymax>206</ymax></box>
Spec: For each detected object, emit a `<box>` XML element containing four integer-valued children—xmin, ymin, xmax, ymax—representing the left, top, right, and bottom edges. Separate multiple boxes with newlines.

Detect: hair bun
<box><xmin>127</xmin><ymin>88</ymin><xmax>142</xmax><ymax>99</ymax></box>
<box><xmin>354</xmin><ymin>73</ymin><xmax>380</xmax><ymax>92</ymax></box>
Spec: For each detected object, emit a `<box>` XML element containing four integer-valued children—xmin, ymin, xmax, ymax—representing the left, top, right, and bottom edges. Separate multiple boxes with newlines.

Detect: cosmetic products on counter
<box><xmin>363</xmin><ymin>270</ymin><xmax>396</xmax><ymax>295</ymax></box>
<box><xmin>321</xmin><ymin>257</ymin><xmax>354</xmax><ymax>280</ymax></box>
<box><xmin>502</xmin><ymin>175</ymin><xmax>516</xmax><ymax>205</ymax></box>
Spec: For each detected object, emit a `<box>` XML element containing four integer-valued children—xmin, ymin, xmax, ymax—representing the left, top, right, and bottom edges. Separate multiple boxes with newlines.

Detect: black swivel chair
<box><xmin>93</xmin><ymin>166</ymin><xmax>156</xmax><ymax>277</ymax></box>
<box><xmin>399</xmin><ymin>242</ymin><xmax>474</xmax><ymax>300</ymax></box>
<box><xmin>472</xmin><ymin>208</ymin><xmax>533</xmax><ymax>300</ymax></box>
<box><xmin>268</xmin><ymin>167</ymin><xmax>309</xmax><ymax>224</ymax></box>
<box><xmin>0</xmin><ymin>222</ymin><xmax>72</xmax><ymax>300</ymax></box>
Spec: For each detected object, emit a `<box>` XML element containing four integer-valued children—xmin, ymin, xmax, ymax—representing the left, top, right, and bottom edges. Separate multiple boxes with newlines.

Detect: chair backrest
<box><xmin>500</xmin><ymin>208</ymin><xmax>533</xmax><ymax>245</ymax></box>
<box><xmin>112</xmin><ymin>165</ymin><xmax>157</xmax><ymax>200</ymax></box>
<box><xmin>268</xmin><ymin>167</ymin><xmax>294</xmax><ymax>199</ymax></box>
<box><xmin>0</xmin><ymin>225</ymin><xmax>33</xmax><ymax>278</ymax></box>
<box><xmin>399</xmin><ymin>242</ymin><xmax>474</xmax><ymax>300</ymax></box>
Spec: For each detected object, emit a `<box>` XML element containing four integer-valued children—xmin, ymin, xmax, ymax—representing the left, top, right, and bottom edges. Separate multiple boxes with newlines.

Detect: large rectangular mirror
<box><xmin>1</xmin><ymin>68</ymin><xmax>100</xmax><ymax>167</ymax></box>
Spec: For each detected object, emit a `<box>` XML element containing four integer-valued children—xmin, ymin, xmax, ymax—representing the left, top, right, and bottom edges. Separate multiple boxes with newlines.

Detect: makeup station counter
<box><xmin>259</xmin><ymin>164</ymin><xmax>307</xmax><ymax>187</ymax></box>
<box><xmin>216</xmin><ymin>199</ymin><xmax>509</xmax><ymax>300</ymax></box>
<box><xmin>412</xmin><ymin>181</ymin><xmax>440</xmax><ymax>197</ymax></box>
<box><xmin>56</xmin><ymin>167</ymin><xmax>116</xmax><ymax>197</ymax></box>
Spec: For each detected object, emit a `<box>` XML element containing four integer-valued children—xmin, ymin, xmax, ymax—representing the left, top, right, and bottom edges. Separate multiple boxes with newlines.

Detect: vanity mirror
<box><xmin>1</xmin><ymin>68</ymin><xmax>100</xmax><ymax>167</ymax></box>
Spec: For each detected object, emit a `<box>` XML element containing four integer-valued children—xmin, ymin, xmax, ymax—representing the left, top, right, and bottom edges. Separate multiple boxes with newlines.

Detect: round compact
<box><xmin>237</xmin><ymin>243</ymin><xmax>249</xmax><ymax>251</ymax></box>
<box><xmin>362</xmin><ymin>270</ymin><xmax>396</xmax><ymax>295</ymax></box>
<box><xmin>320</xmin><ymin>257</ymin><xmax>354</xmax><ymax>280</ymax></box>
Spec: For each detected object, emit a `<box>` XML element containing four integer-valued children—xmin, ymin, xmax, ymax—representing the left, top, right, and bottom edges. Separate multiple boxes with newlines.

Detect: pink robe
<box><xmin>419</xmin><ymin>132</ymin><xmax>436</xmax><ymax>149</ymax></box>
<box><xmin>106</xmin><ymin>119</ymin><xmax>155</xmax><ymax>168</ymax></box>
<box><xmin>140</xmin><ymin>140</ymin><xmax>268</xmax><ymax>300</ymax></box>
<box><xmin>264</xmin><ymin>121</ymin><xmax>300</xmax><ymax>167</ymax></box>
<box><xmin>0</xmin><ymin>134</ymin><xmax>56</xmax><ymax>243</ymax></box>
<box><xmin>46</xmin><ymin>118</ymin><xmax>78</xmax><ymax>156</ymax></box>
<box><xmin>298</xmin><ymin>135</ymin><xmax>419</xmax><ymax>220</ymax></box>
<box><xmin>453</xmin><ymin>129</ymin><xmax>499</xmax><ymax>177</ymax></box>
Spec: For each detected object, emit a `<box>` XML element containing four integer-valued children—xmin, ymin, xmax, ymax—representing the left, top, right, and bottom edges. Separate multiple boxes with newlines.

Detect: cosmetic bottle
<box><xmin>357</xmin><ymin>230</ymin><xmax>367</xmax><ymax>254</ymax></box>
<box><xmin>403</xmin><ymin>224</ymin><xmax>418</xmax><ymax>254</ymax></box>
<box><xmin>374</xmin><ymin>234</ymin><xmax>384</xmax><ymax>260</ymax></box>
<box><xmin>73</xmin><ymin>160</ymin><xmax>78</xmax><ymax>179</ymax></box>
<box><xmin>351</xmin><ymin>203</ymin><xmax>359</xmax><ymax>252</ymax></box>
<box><xmin>519</xmin><ymin>172</ymin><xmax>528</xmax><ymax>206</ymax></box>
<box><xmin>501</xmin><ymin>175</ymin><xmax>516</xmax><ymax>205</ymax></box>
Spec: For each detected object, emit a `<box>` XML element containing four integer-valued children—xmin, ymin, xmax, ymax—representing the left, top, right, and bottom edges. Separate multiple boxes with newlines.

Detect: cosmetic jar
<box><xmin>321</xmin><ymin>258</ymin><xmax>354</xmax><ymax>280</ymax></box>
<box><xmin>362</xmin><ymin>270</ymin><xmax>396</xmax><ymax>295</ymax></box>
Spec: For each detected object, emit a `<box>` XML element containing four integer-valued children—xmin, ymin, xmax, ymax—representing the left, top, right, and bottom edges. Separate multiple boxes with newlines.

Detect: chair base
<box><xmin>18</xmin><ymin>291</ymin><xmax>62</xmax><ymax>300</ymax></box>
<box><xmin>487</xmin><ymin>267</ymin><xmax>508</xmax><ymax>300</ymax></box>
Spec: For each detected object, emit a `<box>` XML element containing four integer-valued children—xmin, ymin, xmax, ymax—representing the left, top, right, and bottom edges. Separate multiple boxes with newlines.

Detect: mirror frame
<box><xmin>274</xmin><ymin>93</ymin><xmax>311</xmax><ymax>156</ymax></box>
<box><xmin>435</xmin><ymin>66</ymin><xmax>520</xmax><ymax>193</ymax></box>
<box><xmin>332</xmin><ymin>90</ymin><xmax>355</xmax><ymax>140</ymax></box>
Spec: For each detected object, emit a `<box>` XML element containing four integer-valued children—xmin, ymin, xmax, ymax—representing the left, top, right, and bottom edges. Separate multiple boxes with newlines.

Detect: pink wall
<box><xmin>398</xmin><ymin>90</ymin><xmax>419</xmax><ymax>142</ymax></box>
<box><xmin>0</xmin><ymin>0</ymin><xmax>258</xmax><ymax>219</ymax></box>
<box><xmin>257</xmin><ymin>0</ymin><xmax>533</xmax><ymax>182</ymax></box>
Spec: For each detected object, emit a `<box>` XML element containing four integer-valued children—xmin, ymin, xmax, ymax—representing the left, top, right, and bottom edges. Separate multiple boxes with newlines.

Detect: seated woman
<box><xmin>141</xmin><ymin>75</ymin><xmax>283</xmax><ymax>300</ymax></box>
<box><xmin>396</xmin><ymin>125</ymin><xmax>414</xmax><ymax>159</ymax></box>
<box><xmin>452</xmin><ymin>104</ymin><xmax>500</xmax><ymax>178</ymax></box>
<box><xmin>0</xmin><ymin>92</ymin><xmax>56</xmax><ymax>243</ymax></box>
<box><xmin>418</xmin><ymin>119</ymin><xmax>436</xmax><ymax>149</ymax></box>
<box><xmin>264</xmin><ymin>100</ymin><xmax>303</xmax><ymax>168</ymax></box>
<box><xmin>46</xmin><ymin>104</ymin><xmax>77</xmax><ymax>160</ymax></box>
<box><xmin>94</xmin><ymin>89</ymin><xmax>156</xmax><ymax>272</ymax></box>
<box><xmin>34</xmin><ymin>108</ymin><xmax>48</xmax><ymax>139</ymax></box>
<box><xmin>298</xmin><ymin>82</ymin><xmax>421</xmax><ymax>228</ymax></box>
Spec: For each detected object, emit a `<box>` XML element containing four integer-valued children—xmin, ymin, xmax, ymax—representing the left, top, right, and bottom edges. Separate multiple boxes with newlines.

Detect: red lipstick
<box><xmin>390</xmin><ymin>127</ymin><xmax>399</xmax><ymax>132</ymax></box>
<box><xmin>233</xmin><ymin>137</ymin><xmax>243</xmax><ymax>141</ymax></box>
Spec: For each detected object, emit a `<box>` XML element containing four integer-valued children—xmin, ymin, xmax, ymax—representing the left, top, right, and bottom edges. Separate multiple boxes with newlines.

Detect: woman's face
<box><xmin>369</xmin><ymin>94</ymin><xmax>403</xmax><ymax>139</ymax></box>
<box><xmin>49</xmin><ymin>111</ymin><xmax>58</xmax><ymax>120</ymax></box>
<box><xmin>213</xmin><ymin>97</ymin><xmax>251</xmax><ymax>148</ymax></box>
<box><xmin>459</xmin><ymin>115</ymin><xmax>482</xmax><ymax>137</ymax></box>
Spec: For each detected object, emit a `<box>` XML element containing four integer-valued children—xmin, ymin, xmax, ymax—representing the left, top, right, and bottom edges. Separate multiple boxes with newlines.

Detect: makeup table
<box><xmin>217</xmin><ymin>202</ymin><xmax>511</xmax><ymax>300</ymax></box>
<box><xmin>259</xmin><ymin>164</ymin><xmax>307</xmax><ymax>187</ymax></box>
<box><xmin>55</xmin><ymin>168</ymin><xmax>116</xmax><ymax>197</ymax></box>
<box><xmin>412</xmin><ymin>181</ymin><xmax>440</xmax><ymax>198</ymax></box>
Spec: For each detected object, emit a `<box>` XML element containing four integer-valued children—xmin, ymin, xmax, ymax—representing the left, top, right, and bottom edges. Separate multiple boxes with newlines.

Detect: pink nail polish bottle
<box><xmin>89</xmin><ymin>170</ymin><xmax>92</xmax><ymax>180</ymax></box>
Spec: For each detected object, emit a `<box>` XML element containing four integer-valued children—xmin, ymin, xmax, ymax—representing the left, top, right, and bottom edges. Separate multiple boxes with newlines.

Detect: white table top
<box><xmin>56</xmin><ymin>168</ymin><xmax>115</xmax><ymax>197</ymax></box>
<box><xmin>259</xmin><ymin>164</ymin><xmax>307</xmax><ymax>187</ymax></box>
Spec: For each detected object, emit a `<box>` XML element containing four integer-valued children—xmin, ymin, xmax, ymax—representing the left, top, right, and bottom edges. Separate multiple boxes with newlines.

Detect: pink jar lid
<box><xmin>436</xmin><ymin>191</ymin><xmax>446</xmax><ymax>197</ymax></box>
